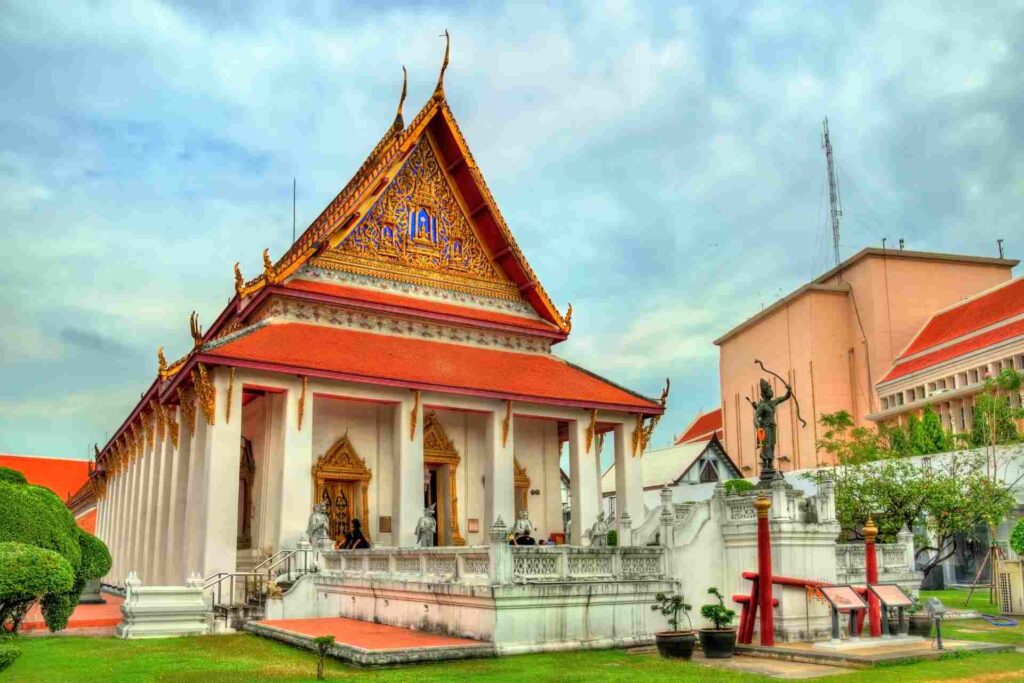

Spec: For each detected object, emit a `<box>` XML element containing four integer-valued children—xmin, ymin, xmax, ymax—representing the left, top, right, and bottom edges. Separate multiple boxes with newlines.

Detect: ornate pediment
<box><xmin>314</xmin><ymin>432</ymin><xmax>372</xmax><ymax>482</ymax></box>
<box><xmin>514</xmin><ymin>457</ymin><xmax>530</xmax><ymax>487</ymax></box>
<box><xmin>423</xmin><ymin>411</ymin><xmax>460</xmax><ymax>464</ymax></box>
<box><xmin>314</xmin><ymin>137</ymin><xmax>521</xmax><ymax>301</ymax></box>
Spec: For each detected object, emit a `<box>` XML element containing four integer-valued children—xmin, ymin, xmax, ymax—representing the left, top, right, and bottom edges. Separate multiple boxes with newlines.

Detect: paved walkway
<box><xmin>21</xmin><ymin>595</ymin><xmax>122</xmax><ymax>634</ymax></box>
<box><xmin>258</xmin><ymin>617</ymin><xmax>483</xmax><ymax>650</ymax></box>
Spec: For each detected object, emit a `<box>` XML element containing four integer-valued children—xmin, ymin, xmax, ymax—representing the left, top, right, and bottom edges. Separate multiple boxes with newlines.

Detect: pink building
<box><xmin>715</xmin><ymin>248</ymin><xmax>1017</xmax><ymax>473</ymax></box>
<box><xmin>872</xmin><ymin>275</ymin><xmax>1024</xmax><ymax>433</ymax></box>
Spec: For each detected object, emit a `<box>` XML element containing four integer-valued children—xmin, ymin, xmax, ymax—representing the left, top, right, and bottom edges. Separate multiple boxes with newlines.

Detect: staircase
<box><xmin>204</xmin><ymin>548</ymin><xmax>315</xmax><ymax>631</ymax></box>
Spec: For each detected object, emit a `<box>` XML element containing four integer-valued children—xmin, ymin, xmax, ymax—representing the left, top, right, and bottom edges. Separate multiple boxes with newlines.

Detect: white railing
<box><xmin>510</xmin><ymin>546</ymin><xmax>666</xmax><ymax>582</ymax></box>
<box><xmin>835</xmin><ymin>531</ymin><xmax>921</xmax><ymax>588</ymax></box>
<box><xmin>321</xmin><ymin>547</ymin><xmax>491</xmax><ymax>585</ymax></box>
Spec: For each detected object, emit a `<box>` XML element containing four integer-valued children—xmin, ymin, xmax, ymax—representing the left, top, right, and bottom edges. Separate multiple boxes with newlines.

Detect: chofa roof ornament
<box><xmin>393</xmin><ymin>66</ymin><xmax>408</xmax><ymax>132</ymax></box>
<box><xmin>433</xmin><ymin>29</ymin><xmax>450</xmax><ymax>99</ymax></box>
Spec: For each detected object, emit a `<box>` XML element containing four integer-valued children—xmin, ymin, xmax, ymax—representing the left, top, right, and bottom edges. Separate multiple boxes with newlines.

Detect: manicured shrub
<box><xmin>77</xmin><ymin>527</ymin><xmax>112</xmax><ymax>581</ymax></box>
<box><xmin>724</xmin><ymin>480</ymin><xmax>755</xmax><ymax>495</ymax></box>
<box><xmin>0</xmin><ymin>542</ymin><xmax>75</xmax><ymax>632</ymax></box>
<box><xmin>0</xmin><ymin>639</ymin><xmax>22</xmax><ymax>673</ymax></box>
<box><xmin>1011</xmin><ymin>518</ymin><xmax>1024</xmax><ymax>557</ymax></box>
<box><xmin>0</xmin><ymin>467</ymin><xmax>27</xmax><ymax>485</ymax></box>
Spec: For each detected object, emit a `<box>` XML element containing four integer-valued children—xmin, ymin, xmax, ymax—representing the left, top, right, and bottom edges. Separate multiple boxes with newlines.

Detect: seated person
<box><xmin>336</xmin><ymin>519</ymin><xmax>371</xmax><ymax>550</ymax></box>
<box><xmin>509</xmin><ymin>530</ymin><xmax>537</xmax><ymax>546</ymax></box>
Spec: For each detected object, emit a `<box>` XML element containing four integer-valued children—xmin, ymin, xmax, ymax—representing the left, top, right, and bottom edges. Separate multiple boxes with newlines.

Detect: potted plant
<box><xmin>887</xmin><ymin>596</ymin><xmax>933</xmax><ymax>638</ymax></box>
<box><xmin>699</xmin><ymin>587</ymin><xmax>737</xmax><ymax>658</ymax></box>
<box><xmin>650</xmin><ymin>592</ymin><xmax>697</xmax><ymax>659</ymax></box>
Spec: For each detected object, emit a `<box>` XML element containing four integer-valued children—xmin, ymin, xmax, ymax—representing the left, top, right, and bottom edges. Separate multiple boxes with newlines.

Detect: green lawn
<box><xmin>920</xmin><ymin>587</ymin><xmax>1004</xmax><ymax>613</ymax></box>
<box><xmin>4</xmin><ymin>634</ymin><xmax>1024</xmax><ymax>682</ymax></box>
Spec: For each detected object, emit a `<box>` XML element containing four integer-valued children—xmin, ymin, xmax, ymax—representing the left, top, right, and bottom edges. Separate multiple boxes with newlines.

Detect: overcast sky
<box><xmin>1</xmin><ymin>1</ymin><xmax>1021</xmax><ymax>461</ymax></box>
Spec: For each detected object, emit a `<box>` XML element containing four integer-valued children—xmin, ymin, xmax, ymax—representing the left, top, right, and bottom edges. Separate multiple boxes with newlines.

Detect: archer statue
<box><xmin>746</xmin><ymin>360</ymin><xmax>806</xmax><ymax>485</ymax></box>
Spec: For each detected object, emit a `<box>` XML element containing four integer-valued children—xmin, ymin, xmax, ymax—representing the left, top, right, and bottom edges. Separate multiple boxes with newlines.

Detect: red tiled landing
<box><xmin>250</xmin><ymin>617</ymin><xmax>495</xmax><ymax>665</ymax></box>
<box><xmin>258</xmin><ymin>617</ymin><xmax>481</xmax><ymax>650</ymax></box>
<box><xmin>21</xmin><ymin>594</ymin><xmax>122</xmax><ymax>633</ymax></box>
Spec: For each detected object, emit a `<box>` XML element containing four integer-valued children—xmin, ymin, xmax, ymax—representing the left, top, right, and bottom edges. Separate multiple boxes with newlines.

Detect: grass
<box><xmin>921</xmin><ymin>587</ymin><xmax>1004</xmax><ymax>613</ymax></box>
<box><xmin>5</xmin><ymin>634</ymin><xmax>1024</xmax><ymax>682</ymax></box>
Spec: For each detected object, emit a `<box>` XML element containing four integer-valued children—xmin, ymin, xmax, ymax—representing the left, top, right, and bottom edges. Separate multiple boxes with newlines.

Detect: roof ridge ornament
<box><xmin>563</xmin><ymin>303</ymin><xmax>573</xmax><ymax>334</ymax></box>
<box><xmin>433</xmin><ymin>29</ymin><xmax>450</xmax><ymax>99</ymax></box>
<box><xmin>189</xmin><ymin>311</ymin><xmax>203</xmax><ymax>349</ymax></box>
<box><xmin>234</xmin><ymin>262</ymin><xmax>244</xmax><ymax>296</ymax></box>
<box><xmin>393</xmin><ymin>66</ymin><xmax>408</xmax><ymax>132</ymax></box>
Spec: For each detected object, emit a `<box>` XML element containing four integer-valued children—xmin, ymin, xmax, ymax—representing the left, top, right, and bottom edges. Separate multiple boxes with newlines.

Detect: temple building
<box><xmin>85</xmin><ymin>60</ymin><xmax>667</xmax><ymax>589</ymax></box>
<box><xmin>871</xmin><ymin>275</ymin><xmax>1024</xmax><ymax>432</ymax></box>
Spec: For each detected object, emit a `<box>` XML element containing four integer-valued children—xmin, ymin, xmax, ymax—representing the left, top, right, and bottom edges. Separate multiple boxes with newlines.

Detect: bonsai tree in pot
<box><xmin>699</xmin><ymin>587</ymin><xmax>737</xmax><ymax>658</ymax></box>
<box><xmin>651</xmin><ymin>592</ymin><xmax>696</xmax><ymax>659</ymax></box>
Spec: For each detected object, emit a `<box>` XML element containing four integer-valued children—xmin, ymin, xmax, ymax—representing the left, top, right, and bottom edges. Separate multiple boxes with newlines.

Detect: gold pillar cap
<box><xmin>863</xmin><ymin>515</ymin><xmax>879</xmax><ymax>541</ymax></box>
<box><xmin>753</xmin><ymin>494</ymin><xmax>772</xmax><ymax>518</ymax></box>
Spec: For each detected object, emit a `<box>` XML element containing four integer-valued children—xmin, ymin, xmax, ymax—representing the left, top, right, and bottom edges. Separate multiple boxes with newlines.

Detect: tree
<box><xmin>919</xmin><ymin>405</ymin><xmax>950</xmax><ymax>454</ymax></box>
<box><xmin>971</xmin><ymin>369</ymin><xmax>1023</xmax><ymax>449</ymax></box>
<box><xmin>816</xmin><ymin>411</ymin><xmax>887</xmax><ymax>465</ymax></box>
<box><xmin>313</xmin><ymin>635</ymin><xmax>335</xmax><ymax>680</ymax></box>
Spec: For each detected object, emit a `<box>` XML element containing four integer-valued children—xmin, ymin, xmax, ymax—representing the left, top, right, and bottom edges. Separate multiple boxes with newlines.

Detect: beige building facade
<box><xmin>715</xmin><ymin>249</ymin><xmax>1017</xmax><ymax>473</ymax></box>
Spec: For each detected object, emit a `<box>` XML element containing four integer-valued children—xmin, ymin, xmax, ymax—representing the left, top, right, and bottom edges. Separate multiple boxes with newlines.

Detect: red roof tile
<box><xmin>881</xmin><ymin>317</ymin><xmax>1024</xmax><ymax>383</ymax></box>
<box><xmin>899</xmin><ymin>277</ymin><xmax>1024</xmax><ymax>358</ymax></box>
<box><xmin>207</xmin><ymin>323</ymin><xmax>659</xmax><ymax>411</ymax></box>
<box><xmin>0</xmin><ymin>454</ymin><xmax>90</xmax><ymax>499</ymax></box>
<box><xmin>283</xmin><ymin>279</ymin><xmax>559</xmax><ymax>334</ymax></box>
<box><xmin>675</xmin><ymin>408</ymin><xmax>723</xmax><ymax>444</ymax></box>
<box><xmin>75</xmin><ymin>508</ymin><xmax>97</xmax><ymax>534</ymax></box>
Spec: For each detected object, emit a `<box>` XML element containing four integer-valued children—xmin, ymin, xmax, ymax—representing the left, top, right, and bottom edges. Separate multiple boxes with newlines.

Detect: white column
<box><xmin>259</xmin><ymin>394</ymin><xmax>286</xmax><ymax>552</ymax></box>
<box><xmin>150</xmin><ymin>418</ymin><xmax>176</xmax><ymax>584</ymax></box>
<box><xmin>613</xmin><ymin>422</ymin><xmax>645</xmax><ymax>544</ymax></box>
<box><xmin>568</xmin><ymin>415</ymin><xmax>600</xmax><ymax>544</ymax></box>
<box><xmin>125</xmin><ymin>448</ymin><xmax>145</xmax><ymax>577</ymax></box>
<box><xmin>275</xmin><ymin>379</ymin><xmax>313</xmax><ymax>550</ymax></box>
<box><xmin>484</xmin><ymin>402</ymin><xmax>515</xmax><ymax>530</ymax></box>
<box><xmin>166</xmin><ymin>407</ymin><xmax>192</xmax><ymax>585</ymax></box>
<box><xmin>183</xmin><ymin>407</ymin><xmax>209</xmax><ymax>577</ymax></box>
<box><xmin>109</xmin><ymin>465</ymin><xmax>126</xmax><ymax>583</ymax></box>
<box><xmin>135</xmin><ymin>427</ymin><xmax>158</xmax><ymax>579</ymax></box>
<box><xmin>198</xmin><ymin>367</ymin><xmax>244</xmax><ymax>577</ymax></box>
<box><xmin>392</xmin><ymin>392</ymin><xmax>424</xmax><ymax>548</ymax></box>
<box><xmin>141</xmin><ymin>419</ymin><xmax>165</xmax><ymax>583</ymax></box>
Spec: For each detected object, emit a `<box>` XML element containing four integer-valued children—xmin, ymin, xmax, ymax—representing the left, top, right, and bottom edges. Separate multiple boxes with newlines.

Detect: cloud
<box><xmin>0</xmin><ymin>1</ymin><xmax>1021</xmax><ymax>459</ymax></box>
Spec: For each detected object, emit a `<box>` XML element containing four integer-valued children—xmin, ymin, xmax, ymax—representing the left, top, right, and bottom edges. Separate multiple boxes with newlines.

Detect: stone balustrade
<box><xmin>835</xmin><ymin>530</ymin><xmax>922</xmax><ymax>591</ymax></box>
<box><xmin>321</xmin><ymin>546</ymin><xmax>491</xmax><ymax>585</ymax></box>
<box><xmin>510</xmin><ymin>546</ymin><xmax>667</xmax><ymax>582</ymax></box>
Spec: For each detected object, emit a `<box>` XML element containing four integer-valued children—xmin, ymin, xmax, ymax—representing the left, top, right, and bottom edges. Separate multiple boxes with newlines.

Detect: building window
<box><xmin>699</xmin><ymin>460</ymin><xmax>719</xmax><ymax>484</ymax></box>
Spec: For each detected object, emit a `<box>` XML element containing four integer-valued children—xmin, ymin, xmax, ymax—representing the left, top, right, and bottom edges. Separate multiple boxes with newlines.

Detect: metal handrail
<box><xmin>204</xmin><ymin>571</ymin><xmax>265</xmax><ymax>609</ymax></box>
<box><xmin>201</xmin><ymin>548</ymin><xmax>316</xmax><ymax>612</ymax></box>
<box><xmin>253</xmin><ymin>549</ymin><xmax>292</xmax><ymax>574</ymax></box>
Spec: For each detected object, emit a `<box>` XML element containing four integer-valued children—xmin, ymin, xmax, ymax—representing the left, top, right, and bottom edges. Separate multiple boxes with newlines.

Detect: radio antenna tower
<box><xmin>822</xmin><ymin>118</ymin><xmax>843</xmax><ymax>273</ymax></box>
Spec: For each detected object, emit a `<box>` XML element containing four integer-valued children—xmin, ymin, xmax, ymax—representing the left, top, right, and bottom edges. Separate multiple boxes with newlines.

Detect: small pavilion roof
<box><xmin>204</xmin><ymin>322</ymin><xmax>662</xmax><ymax>413</ymax></box>
<box><xmin>880</xmin><ymin>276</ymin><xmax>1024</xmax><ymax>383</ymax></box>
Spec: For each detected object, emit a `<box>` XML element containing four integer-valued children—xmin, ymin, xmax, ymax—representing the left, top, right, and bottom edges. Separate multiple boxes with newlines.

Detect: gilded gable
<box><xmin>313</xmin><ymin>137</ymin><xmax>521</xmax><ymax>300</ymax></box>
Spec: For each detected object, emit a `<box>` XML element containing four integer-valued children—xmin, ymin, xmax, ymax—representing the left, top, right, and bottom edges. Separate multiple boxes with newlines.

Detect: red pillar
<box><xmin>754</xmin><ymin>494</ymin><xmax>774</xmax><ymax>646</ymax></box>
<box><xmin>864</xmin><ymin>516</ymin><xmax>881</xmax><ymax>637</ymax></box>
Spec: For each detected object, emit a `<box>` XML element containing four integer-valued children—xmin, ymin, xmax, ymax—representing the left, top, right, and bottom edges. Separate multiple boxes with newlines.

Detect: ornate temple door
<box><xmin>312</xmin><ymin>433</ymin><xmax>372</xmax><ymax>543</ymax></box>
<box><xmin>422</xmin><ymin>412</ymin><xmax>465</xmax><ymax>546</ymax></box>
<box><xmin>514</xmin><ymin>458</ymin><xmax>530</xmax><ymax>519</ymax></box>
<box><xmin>237</xmin><ymin>438</ymin><xmax>255</xmax><ymax>550</ymax></box>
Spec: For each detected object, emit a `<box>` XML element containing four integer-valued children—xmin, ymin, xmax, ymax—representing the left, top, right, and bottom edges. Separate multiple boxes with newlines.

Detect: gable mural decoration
<box><xmin>317</xmin><ymin>138</ymin><xmax>518</xmax><ymax>301</ymax></box>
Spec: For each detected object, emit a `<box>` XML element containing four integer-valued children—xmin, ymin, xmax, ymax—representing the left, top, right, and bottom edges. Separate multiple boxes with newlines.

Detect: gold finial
<box><xmin>563</xmin><ymin>303</ymin><xmax>573</xmax><ymax>333</ymax></box>
<box><xmin>189</xmin><ymin>311</ymin><xmax>203</xmax><ymax>349</ymax></box>
<box><xmin>262</xmin><ymin>248</ymin><xmax>278</xmax><ymax>284</ymax></box>
<box><xmin>157</xmin><ymin>347</ymin><xmax>168</xmax><ymax>376</ymax></box>
<box><xmin>434</xmin><ymin>29</ymin><xmax>450</xmax><ymax>98</ymax></box>
<box><xmin>393</xmin><ymin>66</ymin><xmax>408</xmax><ymax>131</ymax></box>
<box><xmin>234</xmin><ymin>262</ymin><xmax>244</xmax><ymax>295</ymax></box>
<box><xmin>863</xmin><ymin>515</ymin><xmax>879</xmax><ymax>541</ymax></box>
<box><xmin>94</xmin><ymin>443</ymin><xmax>100</xmax><ymax>460</ymax></box>
<box><xmin>754</xmin><ymin>494</ymin><xmax>772</xmax><ymax>518</ymax></box>
<box><xmin>659</xmin><ymin>378</ymin><xmax>671</xmax><ymax>408</ymax></box>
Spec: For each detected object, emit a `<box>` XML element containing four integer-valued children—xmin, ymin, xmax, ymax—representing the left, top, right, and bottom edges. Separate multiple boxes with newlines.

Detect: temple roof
<box><xmin>0</xmin><ymin>454</ymin><xmax>91</xmax><ymax>501</ymax></box>
<box><xmin>674</xmin><ymin>407</ymin><xmax>723</xmax><ymax>445</ymax></box>
<box><xmin>880</xmin><ymin>275</ymin><xmax>1024</xmax><ymax>384</ymax></box>
<box><xmin>205</xmin><ymin>322</ymin><xmax>661</xmax><ymax>413</ymax></box>
<box><xmin>601</xmin><ymin>434</ymin><xmax>737</xmax><ymax>493</ymax></box>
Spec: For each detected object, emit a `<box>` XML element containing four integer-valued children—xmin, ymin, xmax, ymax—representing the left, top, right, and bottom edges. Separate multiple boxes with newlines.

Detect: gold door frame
<box><xmin>312</xmin><ymin>432</ymin><xmax>372</xmax><ymax>543</ymax></box>
<box><xmin>423</xmin><ymin>411</ymin><xmax>466</xmax><ymax>546</ymax></box>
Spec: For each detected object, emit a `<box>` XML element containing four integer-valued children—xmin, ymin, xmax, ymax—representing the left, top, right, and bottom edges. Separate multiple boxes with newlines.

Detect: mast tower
<box><xmin>822</xmin><ymin>118</ymin><xmax>843</xmax><ymax>271</ymax></box>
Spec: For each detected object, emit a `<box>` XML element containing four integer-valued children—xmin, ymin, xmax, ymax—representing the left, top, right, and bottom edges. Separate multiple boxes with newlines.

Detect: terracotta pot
<box><xmin>699</xmin><ymin>628</ymin><xmax>737</xmax><ymax>659</ymax></box>
<box><xmin>654</xmin><ymin>631</ymin><xmax>697</xmax><ymax>659</ymax></box>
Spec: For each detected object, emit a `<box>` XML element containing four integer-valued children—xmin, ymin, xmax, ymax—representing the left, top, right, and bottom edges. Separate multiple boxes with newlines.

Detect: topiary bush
<box><xmin>0</xmin><ymin>541</ymin><xmax>75</xmax><ymax>632</ymax></box>
<box><xmin>0</xmin><ymin>467</ymin><xmax>27</xmax><ymax>485</ymax></box>
<box><xmin>1011</xmin><ymin>518</ymin><xmax>1024</xmax><ymax>557</ymax></box>
<box><xmin>0</xmin><ymin>477</ymin><xmax>112</xmax><ymax>632</ymax></box>
<box><xmin>0</xmin><ymin>639</ymin><xmax>22</xmax><ymax>673</ymax></box>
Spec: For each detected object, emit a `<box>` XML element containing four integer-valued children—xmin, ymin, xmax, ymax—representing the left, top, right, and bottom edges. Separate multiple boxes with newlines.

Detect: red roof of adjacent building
<box><xmin>283</xmin><ymin>279</ymin><xmax>560</xmax><ymax>334</ymax></box>
<box><xmin>881</xmin><ymin>276</ymin><xmax>1024</xmax><ymax>383</ymax></box>
<box><xmin>0</xmin><ymin>454</ymin><xmax>90</xmax><ymax>499</ymax></box>
<box><xmin>675</xmin><ymin>408</ymin><xmax>724</xmax><ymax>445</ymax></box>
<box><xmin>206</xmin><ymin>323</ymin><xmax>661</xmax><ymax>412</ymax></box>
<box><xmin>75</xmin><ymin>508</ymin><xmax>97</xmax><ymax>534</ymax></box>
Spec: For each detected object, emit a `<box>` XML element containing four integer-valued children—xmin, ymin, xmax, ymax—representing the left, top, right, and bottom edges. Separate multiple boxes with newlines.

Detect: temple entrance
<box><xmin>424</xmin><ymin>466</ymin><xmax>440</xmax><ymax>546</ymax></box>
<box><xmin>514</xmin><ymin>458</ymin><xmax>530</xmax><ymax>519</ymax></box>
<box><xmin>422</xmin><ymin>412</ymin><xmax>465</xmax><ymax>546</ymax></box>
<box><xmin>313</xmin><ymin>433</ymin><xmax>372</xmax><ymax>543</ymax></box>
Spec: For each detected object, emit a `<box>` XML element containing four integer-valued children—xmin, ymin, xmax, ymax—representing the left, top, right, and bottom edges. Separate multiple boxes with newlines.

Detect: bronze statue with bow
<box><xmin>746</xmin><ymin>360</ymin><xmax>806</xmax><ymax>485</ymax></box>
